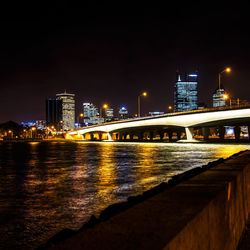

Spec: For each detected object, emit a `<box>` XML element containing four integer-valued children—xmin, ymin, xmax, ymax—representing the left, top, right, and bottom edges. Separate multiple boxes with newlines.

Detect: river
<box><xmin>0</xmin><ymin>141</ymin><xmax>249</xmax><ymax>249</ymax></box>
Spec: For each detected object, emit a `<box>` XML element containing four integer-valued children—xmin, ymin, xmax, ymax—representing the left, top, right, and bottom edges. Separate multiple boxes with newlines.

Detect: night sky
<box><xmin>1</xmin><ymin>1</ymin><xmax>250</xmax><ymax>123</ymax></box>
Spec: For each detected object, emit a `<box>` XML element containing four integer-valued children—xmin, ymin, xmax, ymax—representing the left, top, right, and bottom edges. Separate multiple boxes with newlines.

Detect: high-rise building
<box><xmin>212</xmin><ymin>85</ymin><xmax>226</xmax><ymax>107</ymax></box>
<box><xmin>118</xmin><ymin>107</ymin><xmax>128</xmax><ymax>119</ymax></box>
<box><xmin>174</xmin><ymin>72</ymin><xmax>198</xmax><ymax>112</ymax></box>
<box><xmin>56</xmin><ymin>91</ymin><xmax>75</xmax><ymax>130</ymax></box>
<box><xmin>83</xmin><ymin>102</ymin><xmax>100</xmax><ymax>125</ymax></box>
<box><xmin>46</xmin><ymin>99</ymin><xmax>63</xmax><ymax>129</ymax></box>
<box><xmin>105</xmin><ymin>108</ymin><xmax>114</xmax><ymax>121</ymax></box>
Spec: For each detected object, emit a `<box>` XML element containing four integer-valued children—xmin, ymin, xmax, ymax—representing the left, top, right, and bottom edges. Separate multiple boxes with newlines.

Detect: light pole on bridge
<box><xmin>218</xmin><ymin>67</ymin><xmax>231</xmax><ymax>90</ymax></box>
<box><xmin>137</xmin><ymin>91</ymin><xmax>147</xmax><ymax>117</ymax></box>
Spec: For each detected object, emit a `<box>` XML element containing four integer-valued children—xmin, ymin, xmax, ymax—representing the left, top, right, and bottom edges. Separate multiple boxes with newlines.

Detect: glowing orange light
<box><xmin>103</xmin><ymin>104</ymin><xmax>108</xmax><ymax>109</ymax></box>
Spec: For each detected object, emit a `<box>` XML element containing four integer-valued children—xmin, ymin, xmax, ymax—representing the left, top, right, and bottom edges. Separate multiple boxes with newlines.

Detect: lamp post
<box><xmin>78</xmin><ymin>113</ymin><xmax>84</xmax><ymax>128</ymax></box>
<box><xmin>168</xmin><ymin>105</ymin><xmax>173</xmax><ymax>113</ymax></box>
<box><xmin>137</xmin><ymin>91</ymin><xmax>147</xmax><ymax>117</ymax></box>
<box><xmin>218</xmin><ymin>67</ymin><xmax>231</xmax><ymax>89</ymax></box>
<box><xmin>223</xmin><ymin>93</ymin><xmax>232</xmax><ymax>107</ymax></box>
<box><xmin>8</xmin><ymin>130</ymin><xmax>13</xmax><ymax>139</ymax></box>
<box><xmin>31</xmin><ymin>127</ymin><xmax>36</xmax><ymax>138</ymax></box>
<box><xmin>100</xmin><ymin>103</ymin><xmax>108</xmax><ymax>123</ymax></box>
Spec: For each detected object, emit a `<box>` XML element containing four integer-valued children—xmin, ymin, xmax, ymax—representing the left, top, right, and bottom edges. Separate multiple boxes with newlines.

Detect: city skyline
<box><xmin>1</xmin><ymin>2</ymin><xmax>250</xmax><ymax>123</ymax></box>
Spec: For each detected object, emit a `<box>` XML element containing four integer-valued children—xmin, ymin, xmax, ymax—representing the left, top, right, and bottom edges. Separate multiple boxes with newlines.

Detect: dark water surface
<box><xmin>0</xmin><ymin>141</ymin><xmax>249</xmax><ymax>249</ymax></box>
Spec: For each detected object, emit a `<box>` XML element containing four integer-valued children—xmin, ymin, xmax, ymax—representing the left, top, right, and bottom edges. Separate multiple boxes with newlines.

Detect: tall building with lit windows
<box><xmin>56</xmin><ymin>91</ymin><xmax>75</xmax><ymax>130</ymax></box>
<box><xmin>174</xmin><ymin>72</ymin><xmax>198</xmax><ymax>112</ymax></box>
<box><xmin>105</xmin><ymin>108</ymin><xmax>114</xmax><ymax>121</ymax></box>
<box><xmin>118</xmin><ymin>107</ymin><xmax>128</xmax><ymax>119</ymax></box>
<box><xmin>82</xmin><ymin>102</ymin><xmax>99</xmax><ymax>125</ymax></box>
<box><xmin>212</xmin><ymin>85</ymin><xmax>226</xmax><ymax>107</ymax></box>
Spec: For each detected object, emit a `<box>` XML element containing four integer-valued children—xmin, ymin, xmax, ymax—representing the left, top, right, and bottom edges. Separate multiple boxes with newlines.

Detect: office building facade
<box><xmin>212</xmin><ymin>86</ymin><xmax>226</xmax><ymax>107</ymax></box>
<box><xmin>174</xmin><ymin>73</ymin><xmax>198</xmax><ymax>112</ymax></box>
<box><xmin>118</xmin><ymin>107</ymin><xmax>128</xmax><ymax>119</ymax></box>
<box><xmin>83</xmin><ymin>102</ymin><xmax>100</xmax><ymax>125</ymax></box>
<box><xmin>56</xmin><ymin>92</ymin><xmax>75</xmax><ymax>130</ymax></box>
<box><xmin>105</xmin><ymin>108</ymin><xmax>114</xmax><ymax>121</ymax></box>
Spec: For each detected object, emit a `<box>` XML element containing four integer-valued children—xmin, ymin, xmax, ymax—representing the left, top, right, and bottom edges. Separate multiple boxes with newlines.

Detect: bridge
<box><xmin>66</xmin><ymin>106</ymin><xmax>250</xmax><ymax>142</ymax></box>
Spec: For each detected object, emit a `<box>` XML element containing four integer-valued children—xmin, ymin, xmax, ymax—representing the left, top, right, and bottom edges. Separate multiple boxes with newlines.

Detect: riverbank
<box><xmin>40</xmin><ymin>150</ymin><xmax>250</xmax><ymax>249</ymax></box>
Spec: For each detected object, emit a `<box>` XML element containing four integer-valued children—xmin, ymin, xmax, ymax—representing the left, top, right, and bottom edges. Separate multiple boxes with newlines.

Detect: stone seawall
<box><xmin>42</xmin><ymin>150</ymin><xmax>250</xmax><ymax>250</ymax></box>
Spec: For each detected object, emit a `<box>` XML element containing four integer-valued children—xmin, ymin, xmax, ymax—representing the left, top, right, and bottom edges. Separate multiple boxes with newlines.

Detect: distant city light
<box><xmin>188</xmin><ymin>74</ymin><xmax>198</xmax><ymax>77</ymax></box>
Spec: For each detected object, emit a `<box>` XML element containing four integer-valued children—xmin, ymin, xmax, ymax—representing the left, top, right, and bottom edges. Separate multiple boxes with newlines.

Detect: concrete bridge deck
<box><xmin>45</xmin><ymin>151</ymin><xmax>250</xmax><ymax>250</ymax></box>
<box><xmin>67</xmin><ymin>106</ymin><xmax>250</xmax><ymax>142</ymax></box>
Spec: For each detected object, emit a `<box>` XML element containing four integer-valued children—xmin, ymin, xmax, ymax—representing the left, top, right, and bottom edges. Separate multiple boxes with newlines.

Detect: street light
<box><xmin>78</xmin><ymin>113</ymin><xmax>84</xmax><ymax>128</ymax></box>
<box><xmin>31</xmin><ymin>127</ymin><xmax>36</xmax><ymax>138</ymax></box>
<box><xmin>100</xmin><ymin>103</ymin><xmax>108</xmax><ymax>122</ymax></box>
<box><xmin>168</xmin><ymin>105</ymin><xmax>173</xmax><ymax>113</ymax></box>
<box><xmin>218</xmin><ymin>67</ymin><xmax>231</xmax><ymax>89</ymax></box>
<box><xmin>223</xmin><ymin>93</ymin><xmax>232</xmax><ymax>107</ymax></box>
<box><xmin>138</xmin><ymin>91</ymin><xmax>147</xmax><ymax>117</ymax></box>
<box><xmin>8</xmin><ymin>130</ymin><xmax>13</xmax><ymax>139</ymax></box>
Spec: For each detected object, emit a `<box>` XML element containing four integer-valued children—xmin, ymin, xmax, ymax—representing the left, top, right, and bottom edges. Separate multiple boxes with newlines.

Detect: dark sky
<box><xmin>0</xmin><ymin>1</ymin><xmax>250</xmax><ymax>123</ymax></box>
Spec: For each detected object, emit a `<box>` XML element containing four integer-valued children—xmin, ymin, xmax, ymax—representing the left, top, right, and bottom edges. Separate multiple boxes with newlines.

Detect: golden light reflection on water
<box><xmin>134</xmin><ymin>143</ymin><xmax>159</xmax><ymax>189</ymax></box>
<box><xmin>2</xmin><ymin>141</ymin><xmax>250</xmax><ymax>249</ymax></box>
<box><xmin>213</xmin><ymin>144</ymin><xmax>248</xmax><ymax>159</ymax></box>
<box><xmin>95</xmin><ymin>143</ymin><xmax>117</xmax><ymax>203</ymax></box>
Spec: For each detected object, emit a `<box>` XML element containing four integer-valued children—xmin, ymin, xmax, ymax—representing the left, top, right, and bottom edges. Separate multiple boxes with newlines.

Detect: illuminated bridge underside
<box><xmin>68</xmin><ymin>108</ymin><xmax>250</xmax><ymax>141</ymax></box>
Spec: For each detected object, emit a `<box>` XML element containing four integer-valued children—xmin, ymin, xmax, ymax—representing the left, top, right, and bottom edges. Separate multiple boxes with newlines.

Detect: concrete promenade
<box><xmin>44</xmin><ymin>151</ymin><xmax>250</xmax><ymax>250</ymax></box>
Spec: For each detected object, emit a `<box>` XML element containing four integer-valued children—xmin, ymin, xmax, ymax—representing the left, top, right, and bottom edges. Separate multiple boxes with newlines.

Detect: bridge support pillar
<box><xmin>120</xmin><ymin>133</ymin><xmax>125</xmax><ymax>140</ymax></box>
<box><xmin>98</xmin><ymin>132</ymin><xmax>103</xmax><ymax>140</ymax></box>
<box><xmin>234</xmin><ymin>126</ymin><xmax>241</xmax><ymax>140</ymax></box>
<box><xmin>248</xmin><ymin>126</ymin><xmax>250</xmax><ymax>139</ymax></box>
<box><xmin>218</xmin><ymin>126</ymin><xmax>225</xmax><ymax>140</ymax></box>
<box><xmin>138</xmin><ymin>132</ymin><xmax>144</xmax><ymax>141</ymax></box>
<box><xmin>107</xmin><ymin>133</ymin><xmax>113</xmax><ymax>141</ymax></box>
<box><xmin>177</xmin><ymin>131</ymin><xmax>181</xmax><ymax>140</ymax></box>
<box><xmin>159</xmin><ymin>131</ymin><xmax>164</xmax><ymax>141</ymax></box>
<box><xmin>129</xmin><ymin>133</ymin><xmax>134</xmax><ymax>140</ymax></box>
<box><xmin>90</xmin><ymin>133</ymin><xmax>94</xmax><ymax>141</ymax></box>
<box><xmin>202</xmin><ymin>127</ymin><xmax>209</xmax><ymax>140</ymax></box>
<box><xmin>167</xmin><ymin>130</ymin><xmax>173</xmax><ymax>142</ymax></box>
<box><xmin>185</xmin><ymin>127</ymin><xmax>194</xmax><ymax>141</ymax></box>
<box><xmin>149</xmin><ymin>131</ymin><xmax>154</xmax><ymax>141</ymax></box>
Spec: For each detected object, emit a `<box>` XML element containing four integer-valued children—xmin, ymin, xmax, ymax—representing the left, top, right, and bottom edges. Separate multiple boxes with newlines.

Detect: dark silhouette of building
<box><xmin>46</xmin><ymin>99</ymin><xmax>62</xmax><ymax>129</ymax></box>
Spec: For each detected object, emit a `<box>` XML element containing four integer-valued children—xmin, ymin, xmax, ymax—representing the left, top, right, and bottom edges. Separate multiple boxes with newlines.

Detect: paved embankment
<box><xmin>42</xmin><ymin>150</ymin><xmax>250</xmax><ymax>250</ymax></box>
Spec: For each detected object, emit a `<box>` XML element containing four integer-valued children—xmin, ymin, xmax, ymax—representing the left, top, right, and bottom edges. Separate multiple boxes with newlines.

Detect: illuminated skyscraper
<box><xmin>212</xmin><ymin>85</ymin><xmax>226</xmax><ymax>107</ymax></box>
<box><xmin>56</xmin><ymin>91</ymin><xmax>75</xmax><ymax>130</ymax></box>
<box><xmin>105</xmin><ymin>108</ymin><xmax>114</xmax><ymax>121</ymax></box>
<box><xmin>82</xmin><ymin>102</ymin><xmax>99</xmax><ymax>125</ymax></box>
<box><xmin>118</xmin><ymin>107</ymin><xmax>128</xmax><ymax>119</ymax></box>
<box><xmin>174</xmin><ymin>72</ymin><xmax>198</xmax><ymax>112</ymax></box>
